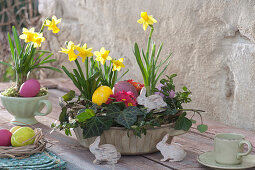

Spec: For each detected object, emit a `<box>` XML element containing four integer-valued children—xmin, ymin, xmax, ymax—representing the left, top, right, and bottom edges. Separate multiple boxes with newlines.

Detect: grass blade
<box><xmin>12</xmin><ymin>26</ymin><xmax>22</xmax><ymax>55</ymax></box>
<box><xmin>7</xmin><ymin>32</ymin><xmax>15</xmax><ymax>60</ymax></box>
<box><xmin>0</xmin><ymin>61</ymin><xmax>12</xmax><ymax>67</ymax></box>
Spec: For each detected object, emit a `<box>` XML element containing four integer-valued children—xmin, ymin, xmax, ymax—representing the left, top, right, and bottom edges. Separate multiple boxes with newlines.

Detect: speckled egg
<box><xmin>0</xmin><ymin>129</ymin><xmax>12</xmax><ymax>146</ymax></box>
<box><xmin>19</xmin><ymin>79</ymin><xmax>40</xmax><ymax>97</ymax></box>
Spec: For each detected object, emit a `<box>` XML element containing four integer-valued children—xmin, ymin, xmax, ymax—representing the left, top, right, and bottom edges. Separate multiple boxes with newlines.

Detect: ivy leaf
<box><xmin>115</xmin><ymin>106</ymin><xmax>141</xmax><ymax>128</ymax></box>
<box><xmin>165</xmin><ymin>108</ymin><xmax>178</xmax><ymax>115</ymax></box>
<box><xmin>105</xmin><ymin>104</ymin><xmax>121</xmax><ymax>118</ymax></box>
<box><xmin>62</xmin><ymin>90</ymin><xmax>75</xmax><ymax>102</ymax></box>
<box><xmin>197</xmin><ymin>124</ymin><xmax>208</xmax><ymax>133</ymax></box>
<box><xmin>59</xmin><ymin>107</ymin><xmax>68</xmax><ymax>123</ymax></box>
<box><xmin>83</xmin><ymin>116</ymin><xmax>113</xmax><ymax>138</ymax></box>
<box><xmin>174</xmin><ymin>113</ymin><xmax>192</xmax><ymax>131</ymax></box>
<box><xmin>76</xmin><ymin>109</ymin><xmax>95</xmax><ymax>122</ymax></box>
<box><xmin>129</xmin><ymin>106</ymin><xmax>146</xmax><ymax>116</ymax></box>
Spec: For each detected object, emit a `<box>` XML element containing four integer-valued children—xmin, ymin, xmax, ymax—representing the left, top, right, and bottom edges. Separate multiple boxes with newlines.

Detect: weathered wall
<box><xmin>39</xmin><ymin>0</ymin><xmax>255</xmax><ymax>130</ymax></box>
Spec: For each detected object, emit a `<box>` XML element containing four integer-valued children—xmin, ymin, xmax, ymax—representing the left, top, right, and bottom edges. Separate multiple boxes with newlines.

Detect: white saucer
<box><xmin>197</xmin><ymin>151</ymin><xmax>255</xmax><ymax>169</ymax></box>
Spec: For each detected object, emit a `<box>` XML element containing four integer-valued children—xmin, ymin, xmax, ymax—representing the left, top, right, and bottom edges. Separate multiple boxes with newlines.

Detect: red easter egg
<box><xmin>19</xmin><ymin>79</ymin><xmax>40</xmax><ymax>97</ymax></box>
<box><xmin>0</xmin><ymin>129</ymin><xmax>12</xmax><ymax>146</ymax></box>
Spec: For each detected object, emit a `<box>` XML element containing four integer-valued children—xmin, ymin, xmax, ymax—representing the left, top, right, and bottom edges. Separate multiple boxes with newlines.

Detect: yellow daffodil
<box><xmin>112</xmin><ymin>58</ymin><xmax>125</xmax><ymax>71</ymax></box>
<box><xmin>94</xmin><ymin>47</ymin><xmax>112</xmax><ymax>65</ymax></box>
<box><xmin>137</xmin><ymin>12</ymin><xmax>157</xmax><ymax>31</ymax></box>
<box><xmin>19</xmin><ymin>27</ymin><xmax>36</xmax><ymax>43</ymax></box>
<box><xmin>75</xmin><ymin>43</ymin><xmax>93</xmax><ymax>62</ymax></box>
<box><xmin>59</xmin><ymin>41</ymin><xmax>78</xmax><ymax>61</ymax></box>
<box><xmin>33</xmin><ymin>33</ymin><xmax>45</xmax><ymax>48</ymax></box>
<box><xmin>44</xmin><ymin>16</ymin><xmax>61</xmax><ymax>33</ymax></box>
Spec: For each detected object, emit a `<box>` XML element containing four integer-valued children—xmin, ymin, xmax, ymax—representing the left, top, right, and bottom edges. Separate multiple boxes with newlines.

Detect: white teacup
<box><xmin>214</xmin><ymin>133</ymin><xmax>253</xmax><ymax>165</ymax></box>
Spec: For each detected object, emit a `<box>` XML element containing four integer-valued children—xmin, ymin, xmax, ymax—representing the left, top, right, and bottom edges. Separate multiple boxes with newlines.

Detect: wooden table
<box><xmin>1</xmin><ymin>78</ymin><xmax>255</xmax><ymax>170</ymax></box>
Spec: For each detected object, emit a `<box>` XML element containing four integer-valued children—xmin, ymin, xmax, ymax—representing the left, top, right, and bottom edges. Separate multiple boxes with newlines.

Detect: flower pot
<box><xmin>74</xmin><ymin>124</ymin><xmax>186</xmax><ymax>155</ymax></box>
<box><xmin>0</xmin><ymin>94</ymin><xmax>52</xmax><ymax>125</ymax></box>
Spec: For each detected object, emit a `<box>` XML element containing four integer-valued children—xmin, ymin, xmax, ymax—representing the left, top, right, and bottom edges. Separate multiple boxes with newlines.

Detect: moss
<box><xmin>1</xmin><ymin>86</ymin><xmax>48</xmax><ymax>97</ymax></box>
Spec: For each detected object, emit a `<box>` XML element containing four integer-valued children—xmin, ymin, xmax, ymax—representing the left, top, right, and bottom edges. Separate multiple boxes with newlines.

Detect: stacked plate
<box><xmin>0</xmin><ymin>151</ymin><xmax>66</xmax><ymax>170</ymax></box>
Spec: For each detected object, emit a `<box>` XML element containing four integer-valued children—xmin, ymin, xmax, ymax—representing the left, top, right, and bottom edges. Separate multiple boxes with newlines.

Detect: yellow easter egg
<box><xmin>92</xmin><ymin>86</ymin><xmax>113</xmax><ymax>106</ymax></box>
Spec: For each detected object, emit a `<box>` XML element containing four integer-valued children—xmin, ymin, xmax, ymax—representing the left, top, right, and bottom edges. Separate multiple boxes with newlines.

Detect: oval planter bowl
<box><xmin>0</xmin><ymin>94</ymin><xmax>52</xmax><ymax>125</ymax></box>
<box><xmin>74</xmin><ymin>124</ymin><xmax>186</xmax><ymax>155</ymax></box>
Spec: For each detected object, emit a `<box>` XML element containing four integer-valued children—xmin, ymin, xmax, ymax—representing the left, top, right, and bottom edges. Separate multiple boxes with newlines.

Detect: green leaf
<box><xmin>0</xmin><ymin>61</ymin><xmax>12</xmax><ymax>67</ymax></box>
<box><xmin>197</xmin><ymin>124</ymin><xmax>208</xmax><ymax>133</ymax></box>
<box><xmin>183</xmin><ymin>86</ymin><xmax>188</xmax><ymax>91</ymax></box>
<box><xmin>105</xmin><ymin>104</ymin><xmax>121</xmax><ymax>118</ymax></box>
<box><xmin>115</xmin><ymin>106</ymin><xmax>143</xmax><ymax>128</ymax></box>
<box><xmin>76</xmin><ymin>109</ymin><xmax>95</xmax><ymax>122</ymax></box>
<box><xmin>38</xmin><ymin>59</ymin><xmax>56</xmax><ymax>65</ymax></box>
<box><xmin>83</xmin><ymin>116</ymin><xmax>113</xmax><ymax>138</ymax></box>
<box><xmin>191</xmin><ymin>119</ymin><xmax>197</xmax><ymax>124</ymax></box>
<box><xmin>163</xmin><ymin>107</ymin><xmax>178</xmax><ymax>115</ymax></box>
<box><xmin>12</xmin><ymin>26</ymin><xmax>22</xmax><ymax>55</ymax></box>
<box><xmin>62</xmin><ymin>90</ymin><xmax>75</xmax><ymax>102</ymax></box>
<box><xmin>133</xmin><ymin>43</ymin><xmax>148</xmax><ymax>85</ymax></box>
<box><xmin>34</xmin><ymin>66</ymin><xmax>61</xmax><ymax>72</ymax></box>
<box><xmin>155</xmin><ymin>43</ymin><xmax>163</xmax><ymax>65</ymax></box>
<box><xmin>7</xmin><ymin>32</ymin><xmax>14</xmax><ymax>60</ymax></box>
<box><xmin>129</xmin><ymin>106</ymin><xmax>147</xmax><ymax>116</ymax></box>
<box><xmin>59</xmin><ymin>107</ymin><xmax>68</xmax><ymax>123</ymax></box>
<box><xmin>175</xmin><ymin>113</ymin><xmax>192</xmax><ymax>131</ymax></box>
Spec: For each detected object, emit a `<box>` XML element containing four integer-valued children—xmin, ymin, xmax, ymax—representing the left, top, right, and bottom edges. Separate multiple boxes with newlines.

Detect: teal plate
<box><xmin>0</xmin><ymin>151</ymin><xmax>66</xmax><ymax>170</ymax></box>
<box><xmin>198</xmin><ymin>151</ymin><xmax>255</xmax><ymax>169</ymax></box>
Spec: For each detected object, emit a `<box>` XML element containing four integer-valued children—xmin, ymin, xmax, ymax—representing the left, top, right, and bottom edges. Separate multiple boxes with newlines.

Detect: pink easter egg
<box><xmin>19</xmin><ymin>79</ymin><xmax>41</xmax><ymax>97</ymax></box>
<box><xmin>0</xmin><ymin>129</ymin><xmax>12</xmax><ymax>146</ymax></box>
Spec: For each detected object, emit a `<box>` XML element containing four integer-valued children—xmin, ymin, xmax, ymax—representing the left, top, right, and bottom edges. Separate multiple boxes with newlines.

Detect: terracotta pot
<box><xmin>74</xmin><ymin>124</ymin><xmax>186</xmax><ymax>155</ymax></box>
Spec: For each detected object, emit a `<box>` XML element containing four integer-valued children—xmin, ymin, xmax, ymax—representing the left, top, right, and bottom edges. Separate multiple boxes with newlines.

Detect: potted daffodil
<box><xmin>52</xmin><ymin>12</ymin><xmax>207</xmax><ymax>155</ymax></box>
<box><xmin>0</xmin><ymin>16</ymin><xmax>62</xmax><ymax>125</ymax></box>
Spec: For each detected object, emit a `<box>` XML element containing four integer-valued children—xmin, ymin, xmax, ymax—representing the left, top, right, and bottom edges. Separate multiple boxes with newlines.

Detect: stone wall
<box><xmin>38</xmin><ymin>0</ymin><xmax>255</xmax><ymax>130</ymax></box>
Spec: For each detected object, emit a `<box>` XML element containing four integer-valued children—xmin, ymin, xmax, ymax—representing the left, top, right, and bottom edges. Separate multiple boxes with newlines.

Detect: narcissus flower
<box><xmin>94</xmin><ymin>47</ymin><xmax>112</xmax><ymax>65</ymax></box>
<box><xmin>19</xmin><ymin>27</ymin><xmax>36</xmax><ymax>43</ymax></box>
<box><xmin>44</xmin><ymin>16</ymin><xmax>61</xmax><ymax>33</ymax></box>
<box><xmin>59</xmin><ymin>41</ymin><xmax>78</xmax><ymax>61</ymax></box>
<box><xmin>137</xmin><ymin>12</ymin><xmax>157</xmax><ymax>31</ymax></box>
<box><xmin>76</xmin><ymin>43</ymin><xmax>93</xmax><ymax>62</ymax></box>
<box><xmin>112</xmin><ymin>58</ymin><xmax>125</xmax><ymax>71</ymax></box>
<box><xmin>33</xmin><ymin>33</ymin><xmax>45</xmax><ymax>48</ymax></box>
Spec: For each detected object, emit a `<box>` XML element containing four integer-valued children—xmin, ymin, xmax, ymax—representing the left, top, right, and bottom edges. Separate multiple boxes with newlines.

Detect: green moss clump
<box><xmin>1</xmin><ymin>86</ymin><xmax>48</xmax><ymax>97</ymax></box>
<box><xmin>1</xmin><ymin>86</ymin><xmax>19</xmax><ymax>97</ymax></box>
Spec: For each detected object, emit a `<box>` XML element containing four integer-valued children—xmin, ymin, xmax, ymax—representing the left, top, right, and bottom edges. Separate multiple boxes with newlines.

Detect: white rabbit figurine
<box><xmin>137</xmin><ymin>87</ymin><xmax>167</xmax><ymax>112</ymax></box>
<box><xmin>89</xmin><ymin>136</ymin><xmax>121</xmax><ymax>165</ymax></box>
<box><xmin>156</xmin><ymin>134</ymin><xmax>186</xmax><ymax>162</ymax></box>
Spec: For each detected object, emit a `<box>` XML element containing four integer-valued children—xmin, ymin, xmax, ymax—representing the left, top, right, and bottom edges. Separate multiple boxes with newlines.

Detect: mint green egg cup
<box><xmin>0</xmin><ymin>94</ymin><xmax>52</xmax><ymax>125</ymax></box>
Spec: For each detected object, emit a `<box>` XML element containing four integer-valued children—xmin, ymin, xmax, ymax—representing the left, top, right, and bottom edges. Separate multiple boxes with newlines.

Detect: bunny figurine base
<box><xmin>89</xmin><ymin>136</ymin><xmax>121</xmax><ymax>165</ymax></box>
<box><xmin>156</xmin><ymin>134</ymin><xmax>186</xmax><ymax>162</ymax></box>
